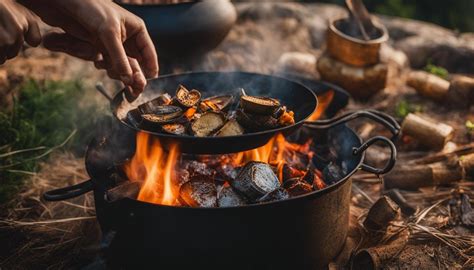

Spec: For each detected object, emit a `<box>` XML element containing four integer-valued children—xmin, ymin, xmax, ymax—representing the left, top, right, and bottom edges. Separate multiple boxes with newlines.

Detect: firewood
<box><xmin>383</xmin><ymin>189</ymin><xmax>416</xmax><ymax>216</ymax></box>
<box><xmin>285</xmin><ymin>179</ymin><xmax>313</xmax><ymax>196</ymax></box>
<box><xmin>401</xmin><ymin>113</ymin><xmax>454</xmax><ymax>150</ymax></box>
<box><xmin>352</xmin><ymin>229</ymin><xmax>409</xmax><ymax>270</ymax></box>
<box><xmin>363</xmin><ymin>196</ymin><xmax>400</xmax><ymax>233</ymax></box>
<box><xmin>447</xmin><ymin>75</ymin><xmax>474</xmax><ymax>109</ymax></box>
<box><xmin>178</xmin><ymin>180</ymin><xmax>217</xmax><ymax>207</ymax></box>
<box><xmin>407</xmin><ymin>70</ymin><xmax>450</xmax><ymax>101</ymax></box>
<box><xmin>217</xmin><ymin>185</ymin><xmax>246</xmax><ymax>207</ymax></box>
<box><xmin>460</xmin><ymin>153</ymin><xmax>474</xmax><ymax>181</ymax></box>
<box><xmin>384</xmin><ymin>159</ymin><xmax>463</xmax><ymax>190</ymax></box>
<box><xmin>257</xmin><ymin>188</ymin><xmax>290</xmax><ymax>203</ymax></box>
<box><xmin>231</xmin><ymin>161</ymin><xmax>280</xmax><ymax>201</ymax></box>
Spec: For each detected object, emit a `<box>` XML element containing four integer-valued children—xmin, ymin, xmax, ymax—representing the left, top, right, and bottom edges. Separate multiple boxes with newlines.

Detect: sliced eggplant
<box><xmin>199</xmin><ymin>95</ymin><xmax>234</xmax><ymax>112</ymax></box>
<box><xmin>236</xmin><ymin>109</ymin><xmax>278</xmax><ymax>131</ymax></box>
<box><xmin>141</xmin><ymin>105</ymin><xmax>183</xmax><ymax>124</ymax></box>
<box><xmin>161</xmin><ymin>123</ymin><xmax>187</xmax><ymax>135</ymax></box>
<box><xmin>175</xmin><ymin>85</ymin><xmax>201</xmax><ymax>108</ymax></box>
<box><xmin>215</xmin><ymin>119</ymin><xmax>245</xmax><ymax>137</ymax></box>
<box><xmin>217</xmin><ymin>185</ymin><xmax>246</xmax><ymax>207</ymax></box>
<box><xmin>125</xmin><ymin>108</ymin><xmax>142</xmax><ymax>128</ymax></box>
<box><xmin>231</xmin><ymin>161</ymin><xmax>280</xmax><ymax>202</ymax></box>
<box><xmin>240</xmin><ymin>95</ymin><xmax>280</xmax><ymax>115</ymax></box>
<box><xmin>191</xmin><ymin>111</ymin><xmax>226</xmax><ymax>137</ymax></box>
<box><xmin>138</xmin><ymin>93</ymin><xmax>172</xmax><ymax>114</ymax></box>
<box><xmin>178</xmin><ymin>180</ymin><xmax>217</xmax><ymax>207</ymax></box>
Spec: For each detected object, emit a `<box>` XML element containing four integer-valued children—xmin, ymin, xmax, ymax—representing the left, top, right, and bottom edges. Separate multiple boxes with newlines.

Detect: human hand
<box><xmin>21</xmin><ymin>0</ymin><xmax>158</xmax><ymax>97</ymax></box>
<box><xmin>0</xmin><ymin>0</ymin><xmax>41</xmax><ymax>64</ymax></box>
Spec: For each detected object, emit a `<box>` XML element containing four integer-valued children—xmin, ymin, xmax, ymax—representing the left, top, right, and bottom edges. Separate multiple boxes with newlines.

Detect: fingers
<box><xmin>24</xmin><ymin>17</ymin><xmax>42</xmax><ymax>47</ymax></box>
<box><xmin>99</xmin><ymin>27</ymin><xmax>133</xmax><ymax>86</ymax></box>
<box><xmin>128</xmin><ymin>28</ymin><xmax>158</xmax><ymax>78</ymax></box>
<box><xmin>43</xmin><ymin>32</ymin><xmax>101</xmax><ymax>61</ymax></box>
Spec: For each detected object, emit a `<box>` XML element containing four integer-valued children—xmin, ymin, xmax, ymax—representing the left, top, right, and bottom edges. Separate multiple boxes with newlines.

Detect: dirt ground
<box><xmin>1</xmin><ymin>2</ymin><xmax>473</xmax><ymax>269</ymax></box>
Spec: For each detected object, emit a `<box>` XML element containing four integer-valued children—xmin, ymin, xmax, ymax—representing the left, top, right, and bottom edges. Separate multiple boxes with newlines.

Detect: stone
<box><xmin>275</xmin><ymin>52</ymin><xmax>317</xmax><ymax>79</ymax></box>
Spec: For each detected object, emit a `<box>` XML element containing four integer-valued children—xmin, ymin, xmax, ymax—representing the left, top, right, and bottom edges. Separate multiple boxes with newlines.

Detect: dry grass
<box><xmin>0</xmin><ymin>152</ymin><xmax>100</xmax><ymax>270</ymax></box>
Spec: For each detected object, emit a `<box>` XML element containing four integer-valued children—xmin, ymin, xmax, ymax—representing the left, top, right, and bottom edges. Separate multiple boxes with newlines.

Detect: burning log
<box><xmin>447</xmin><ymin>75</ymin><xmax>474</xmax><ymax>109</ymax></box>
<box><xmin>363</xmin><ymin>196</ymin><xmax>400</xmax><ymax>233</ymax></box>
<box><xmin>285</xmin><ymin>178</ymin><xmax>313</xmax><ymax>196</ymax></box>
<box><xmin>384</xmin><ymin>159</ymin><xmax>463</xmax><ymax>190</ymax></box>
<box><xmin>407</xmin><ymin>70</ymin><xmax>450</xmax><ymax>101</ymax></box>
<box><xmin>231</xmin><ymin>161</ymin><xmax>280</xmax><ymax>202</ymax></box>
<box><xmin>217</xmin><ymin>185</ymin><xmax>246</xmax><ymax>207</ymax></box>
<box><xmin>106</xmin><ymin>182</ymin><xmax>140</xmax><ymax>202</ymax></box>
<box><xmin>191</xmin><ymin>111</ymin><xmax>226</xmax><ymax>137</ymax></box>
<box><xmin>460</xmin><ymin>153</ymin><xmax>474</xmax><ymax>181</ymax></box>
<box><xmin>178</xmin><ymin>180</ymin><xmax>217</xmax><ymax>207</ymax></box>
<box><xmin>215</xmin><ymin>119</ymin><xmax>245</xmax><ymax>137</ymax></box>
<box><xmin>352</xmin><ymin>229</ymin><xmax>409</xmax><ymax>270</ymax></box>
<box><xmin>401</xmin><ymin>113</ymin><xmax>454</xmax><ymax>150</ymax></box>
<box><xmin>257</xmin><ymin>188</ymin><xmax>290</xmax><ymax>203</ymax></box>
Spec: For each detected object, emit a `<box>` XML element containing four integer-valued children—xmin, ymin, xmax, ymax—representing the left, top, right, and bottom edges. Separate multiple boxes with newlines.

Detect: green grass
<box><xmin>0</xmin><ymin>79</ymin><xmax>106</xmax><ymax>203</ymax></box>
<box><xmin>395</xmin><ymin>100</ymin><xmax>423</xmax><ymax>119</ymax></box>
<box><xmin>424</xmin><ymin>62</ymin><xmax>449</xmax><ymax>79</ymax></box>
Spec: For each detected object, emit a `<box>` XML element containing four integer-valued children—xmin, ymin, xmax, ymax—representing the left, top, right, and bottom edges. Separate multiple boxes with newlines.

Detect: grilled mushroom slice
<box><xmin>236</xmin><ymin>109</ymin><xmax>278</xmax><ymax>131</ymax></box>
<box><xmin>191</xmin><ymin>111</ymin><xmax>226</xmax><ymax>137</ymax></box>
<box><xmin>141</xmin><ymin>105</ymin><xmax>183</xmax><ymax>124</ymax></box>
<box><xmin>161</xmin><ymin>123</ymin><xmax>187</xmax><ymax>135</ymax></box>
<box><xmin>199</xmin><ymin>95</ymin><xmax>234</xmax><ymax>112</ymax></box>
<box><xmin>175</xmin><ymin>85</ymin><xmax>201</xmax><ymax>108</ymax></box>
<box><xmin>178</xmin><ymin>180</ymin><xmax>217</xmax><ymax>207</ymax></box>
<box><xmin>231</xmin><ymin>161</ymin><xmax>280</xmax><ymax>202</ymax></box>
<box><xmin>217</xmin><ymin>185</ymin><xmax>246</xmax><ymax>207</ymax></box>
<box><xmin>240</xmin><ymin>95</ymin><xmax>280</xmax><ymax>115</ymax></box>
<box><xmin>138</xmin><ymin>93</ymin><xmax>172</xmax><ymax>114</ymax></box>
<box><xmin>215</xmin><ymin>119</ymin><xmax>245</xmax><ymax>137</ymax></box>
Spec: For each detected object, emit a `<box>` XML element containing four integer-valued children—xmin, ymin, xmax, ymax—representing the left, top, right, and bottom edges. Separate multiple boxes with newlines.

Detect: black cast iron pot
<box><xmin>44</xmin><ymin>109</ymin><xmax>399</xmax><ymax>270</ymax></box>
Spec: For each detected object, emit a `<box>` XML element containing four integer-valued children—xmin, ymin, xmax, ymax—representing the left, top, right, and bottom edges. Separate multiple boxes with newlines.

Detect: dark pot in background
<box><xmin>118</xmin><ymin>0</ymin><xmax>236</xmax><ymax>61</ymax></box>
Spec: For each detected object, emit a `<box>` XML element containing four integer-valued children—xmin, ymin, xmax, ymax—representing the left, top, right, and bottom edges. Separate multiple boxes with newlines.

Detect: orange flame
<box><xmin>124</xmin><ymin>132</ymin><xmax>180</xmax><ymax>206</ymax></box>
<box><xmin>308</xmin><ymin>90</ymin><xmax>334</xmax><ymax>121</ymax></box>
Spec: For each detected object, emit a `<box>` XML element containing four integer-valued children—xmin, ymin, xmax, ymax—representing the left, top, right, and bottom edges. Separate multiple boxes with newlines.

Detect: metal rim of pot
<box><xmin>329</xmin><ymin>16</ymin><xmax>389</xmax><ymax>45</ymax></box>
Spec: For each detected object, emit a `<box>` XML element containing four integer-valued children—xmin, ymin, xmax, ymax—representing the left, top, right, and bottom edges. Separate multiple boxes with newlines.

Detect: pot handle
<box><xmin>43</xmin><ymin>179</ymin><xmax>94</xmax><ymax>201</ymax></box>
<box><xmin>95</xmin><ymin>82</ymin><xmax>113</xmax><ymax>102</ymax></box>
<box><xmin>353</xmin><ymin>136</ymin><xmax>397</xmax><ymax>175</ymax></box>
<box><xmin>304</xmin><ymin>110</ymin><xmax>400</xmax><ymax>141</ymax></box>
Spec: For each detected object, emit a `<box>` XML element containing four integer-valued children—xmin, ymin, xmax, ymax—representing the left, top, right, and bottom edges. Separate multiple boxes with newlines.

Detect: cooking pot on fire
<box><xmin>44</xmin><ymin>73</ymin><xmax>399</xmax><ymax>269</ymax></box>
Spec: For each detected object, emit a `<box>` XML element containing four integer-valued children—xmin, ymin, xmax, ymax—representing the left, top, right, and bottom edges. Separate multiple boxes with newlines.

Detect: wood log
<box><xmin>401</xmin><ymin>113</ymin><xmax>454</xmax><ymax>150</ymax></box>
<box><xmin>384</xmin><ymin>159</ymin><xmax>463</xmax><ymax>190</ymax></box>
<box><xmin>407</xmin><ymin>70</ymin><xmax>450</xmax><ymax>101</ymax></box>
<box><xmin>363</xmin><ymin>196</ymin><xmax>400</xmax><ymax>233</ymax></box>
<box><xmin>217</xmin><ymin>185</ymin><xmax>246</xmax><ymax>207</ymax></box>
<box><xmin>460</xmin><ymin>153</ymin><xmax>474</xmax><ymax>181</ymax></box>
<box><xmin>231</xmin><ymin>161</ymin><xmax>280</xmax><ymax>202</ymax></box>
<box><xmin>447</xmin><ymin>75</ymin><xmax>474</xmax><ymax>109</ymax></box>
<box><xmin>352</xmin><ymin>229</ymin><xmax>409</xmax><ymax>270</ymax></box>
<box><xmin>383</xmin><ymin>189</ymin><xmax>416</xmax><ymax>216</ymax></box>
<box><xmin>106</xmin><ymin>182</ymin><xmax>140</xmax><ymax>202</ymax></box>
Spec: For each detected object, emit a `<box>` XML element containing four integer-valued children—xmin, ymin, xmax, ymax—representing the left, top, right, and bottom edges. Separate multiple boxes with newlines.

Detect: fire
<box><xmin>123</xmin><ymin>92</ymin><xmax>332</xmax><ymax>206</ymax></box>
<box><xmin>124</xmin><ymin>132</ymin><xmax>180</xmax><ymax>205</ymax></box>
<box><xmin>308</xmin><ymin>90</ymin><xmax>334</xmax><ymax>121</ymax></box>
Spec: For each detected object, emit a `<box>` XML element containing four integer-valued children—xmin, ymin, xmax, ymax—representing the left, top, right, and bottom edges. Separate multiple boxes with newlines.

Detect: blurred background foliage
<box><xmin>304</xmin><ymin>0</ymin><xmax>474</xmax><ymax>32</ymax></box>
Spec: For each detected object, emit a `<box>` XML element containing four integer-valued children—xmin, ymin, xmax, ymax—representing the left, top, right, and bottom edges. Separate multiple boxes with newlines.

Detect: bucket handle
<box><xmin>43</xmin><ymin>179</ymin><xmax>94</xmax><ymax>201</ymax></box>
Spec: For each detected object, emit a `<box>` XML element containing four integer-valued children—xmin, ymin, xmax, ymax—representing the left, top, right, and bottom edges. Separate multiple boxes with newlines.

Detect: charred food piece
<box><xmin>231</xmin><ymin>161</ymin><xmax>280</xmax><ymax>201</ymax></box>
<box><xmin>257</xmin><ymin>188</ymin><xmax>290</xmax><ymax>203</ymax></box>
<box><xmin>240</xmin><ymin>95</ymin><xmax>281</xmax><ymax>115</ymax></box>
<box><xmin>138</xmin><ymin>93</ymin><xmax>172</xmax><ymax>114</ymax></box>
<box><xmin>215</xmin><ymin>119</ymin><xmax>245</xmax><ymax>137</ymax></box>
<box><xmin>278</xmin><ymin>109</ymin><xmax>295</xmax><ymax>126</ymax></box>
<box><xmin>175</xmin><ymin>85</ymin><xmax>201</xmax><ymax>108</ymax></box>
<box><xmin>191</xmin><ymin>111</ymin><xmax>226</xmax><ymax>137</ymax></box>
<box><xmin>179</xmin><ymin>180</ymin><xmax>217</xmax><ymax>207</ymax></box>
<box><xmin>125</xmin><ymin>108</ymin><xmax>142</xmax><ymax>128</ymax></box>
<box><xmin>141</xmin><ymin>105</ymin><xmax>183</xmax><ymax>124</ymax></box>
<box><xmin>236</xmin><ymin>109</ymin><xmax>278</xmax><ymax>131</ymax></box>
<box><xmin>217</xmin><ymin>185</ymin><xmax>247</xmax><ymax>207</ymax></box>
<box><xmin>161</xmin><ymin>123</ymin><xmax>187</xmax><ymax>135</ymax></box>
<box><xmin>199</xmin><ymin>95</ymin><xmax>234</xmax><ymax>112</ymax></box>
